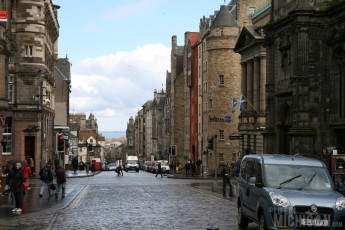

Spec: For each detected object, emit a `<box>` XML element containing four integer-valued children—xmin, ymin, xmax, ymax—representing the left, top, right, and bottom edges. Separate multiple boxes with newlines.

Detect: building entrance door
<box><xmin>25</xmin><ymin>136</ymin><xmax>35</xmax><ymax>172</ymax></box>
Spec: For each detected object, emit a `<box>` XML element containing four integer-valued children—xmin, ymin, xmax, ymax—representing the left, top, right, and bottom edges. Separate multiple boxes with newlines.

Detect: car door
<box><xmin>246</xmin><ymin>161</ymin><xmax>263</xmax><ymax>222</ymax></box>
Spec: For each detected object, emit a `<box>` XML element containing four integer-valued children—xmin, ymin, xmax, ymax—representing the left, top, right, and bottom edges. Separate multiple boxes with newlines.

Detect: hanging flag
<box><xmin>239</xmin><ymin>95</ymin><xmax>247</xmax><ymax>111</ymax></box>
<box><xmin>231</xmin><ymin>97</ymin><xmax>238</xmax><ymax>113</ymax></box>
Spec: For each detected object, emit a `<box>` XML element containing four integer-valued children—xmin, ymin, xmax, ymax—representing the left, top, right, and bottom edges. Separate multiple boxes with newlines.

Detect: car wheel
<box><xmin>237</xmin><ymin>204</ymin><xmax>249</xmax><ymax>228</ymax></box>
<box><xmin>258</xmin><ymin>213</ymin><xmax>266</xmax><ymax>230</ymax></box>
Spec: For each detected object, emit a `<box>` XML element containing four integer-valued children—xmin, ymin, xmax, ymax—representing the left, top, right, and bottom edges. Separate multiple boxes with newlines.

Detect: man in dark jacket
<box><xmin>55</xmin><ymin>164</ymin><xmax>67</xmax><ymax>199</ymax></box>
<box><xmin>39</xmin><ymin>164</ymin><xmax>53</xmax><ymax>198</ymax></box>
<box><xmin>155</xmin><ymin>162</ymin><xmax>163</xmax><ymax>178</ymax></box>
<box><xmin>9</xmin><ymin>162</ymin><xmax>25</xmax><ymax>212</ymax></box>
<box><xmin>221</xmin><ymin>162</ymin><xmax>234</xmax><ymax>198</ymax></box>
<box><xmin>72</xmin><ymin>156</ymin><xmax>78</xmax><ymax>174</ymax></box>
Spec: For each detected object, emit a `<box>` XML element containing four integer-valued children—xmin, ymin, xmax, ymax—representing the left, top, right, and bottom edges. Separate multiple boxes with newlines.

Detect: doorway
<box><xmin>25</xmin><ymin>136</ymin><xmax>35</xmax><ymax>172</ymax></box>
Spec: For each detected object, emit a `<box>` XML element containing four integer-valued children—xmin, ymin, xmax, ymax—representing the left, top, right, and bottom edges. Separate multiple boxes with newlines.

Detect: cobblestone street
<box><xmin>1</xmin><ymin>171</ymin><xmax>259</xmax><ymax>229</ymax></box>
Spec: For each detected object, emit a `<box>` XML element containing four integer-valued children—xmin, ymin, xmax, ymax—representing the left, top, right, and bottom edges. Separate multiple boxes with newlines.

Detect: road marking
<box><xmin>67</xmin><ymin>185</ymin><xmax>90</xmax><ymax>209</ymax></box>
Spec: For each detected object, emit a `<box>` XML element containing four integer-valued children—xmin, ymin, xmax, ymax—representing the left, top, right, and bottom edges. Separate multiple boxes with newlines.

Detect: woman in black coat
<box><xmin>10</xmin><ymin>162</ymin><xmax>25</xmax><ymax>212</ymax></box>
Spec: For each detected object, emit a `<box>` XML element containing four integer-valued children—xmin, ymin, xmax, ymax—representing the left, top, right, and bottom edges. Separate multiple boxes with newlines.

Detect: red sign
<box><xmin>0</xmin><ymin>10</ymin><xmax>7</xmax><ymax>22</ymax></box>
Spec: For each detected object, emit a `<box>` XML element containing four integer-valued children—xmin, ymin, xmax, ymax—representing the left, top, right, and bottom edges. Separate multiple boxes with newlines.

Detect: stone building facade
<box><xmin>263</xmin><ymin>0</ymin><xmax>345</xmax><ymax>155</ymax></box>
<box><xmin>1</xmin><ymin>0</ymin><xmax>60</xmax><ymax>172</ymax></box>
<box><xmin>198</xmin><ymin>1</ymin><xmax>267</xmax><ymax>171</ymax></box>
<box><xmin>234</xmin><ymin>2</ymin><xmax>271</xmax><ymax>155</ymax></box>
<box><xmin>170</xmin><ymin>36</ymin><xmax>185</xmax><ymax>166</ymax></box>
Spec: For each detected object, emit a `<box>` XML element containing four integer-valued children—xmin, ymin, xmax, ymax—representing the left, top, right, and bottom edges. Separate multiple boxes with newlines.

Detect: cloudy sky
<box><xmin>55</xmin><ymin>0</ymin><xmax>226</xmax><ymax>131</ymax></box>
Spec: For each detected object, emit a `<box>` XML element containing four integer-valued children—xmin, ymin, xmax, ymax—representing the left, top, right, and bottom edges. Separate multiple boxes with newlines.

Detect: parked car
<box><xmin>154</xmin><ymin>160</ymin><xmax>170</xmax><ymax>174</ymax></box>
<box><xmin>237</xmin><ymin>154</ymin><xmax>345</xmax><ymax>229</ymax></box>
<box><xmin>107</xmin><ymin>163</ymin><xmax>118</xmax><ymax>171</ymax></box>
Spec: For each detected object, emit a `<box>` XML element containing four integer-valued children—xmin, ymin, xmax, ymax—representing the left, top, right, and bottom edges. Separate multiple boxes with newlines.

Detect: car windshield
<box><xmin>264</xmin><ymin>164</ymin><xmax>333</xmax><ymax>191</ymax></box>
<box><xmin>159</xmin><ymin>162</ymin><xmax>168</xmax><ymax>166</ymax></box>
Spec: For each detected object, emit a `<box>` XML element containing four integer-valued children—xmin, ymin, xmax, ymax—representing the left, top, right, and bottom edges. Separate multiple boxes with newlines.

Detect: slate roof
<box><xmin>211</xmin><ymin>4</ymin><xmax>239</xmax><ymax>28</ymax></box>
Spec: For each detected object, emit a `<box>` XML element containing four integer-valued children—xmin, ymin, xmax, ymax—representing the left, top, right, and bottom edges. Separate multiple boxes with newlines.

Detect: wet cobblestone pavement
<box><xmin>0</xmin><ymin>171</ymin><xmax>259</xmax><ymax>229</ymax></box>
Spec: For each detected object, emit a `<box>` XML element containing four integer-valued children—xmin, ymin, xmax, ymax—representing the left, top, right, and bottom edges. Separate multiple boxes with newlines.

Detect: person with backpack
<box><xmin>38</xmin><ymin>163</ymin><xmax>53</xmax><ymax>198</ymax></box>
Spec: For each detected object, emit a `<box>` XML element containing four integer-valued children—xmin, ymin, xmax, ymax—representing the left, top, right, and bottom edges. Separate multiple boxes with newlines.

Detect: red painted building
<box><xmin>186</xmin><ymin>32</ymin><xmax>200</xmax><ymax>162</ymax></box>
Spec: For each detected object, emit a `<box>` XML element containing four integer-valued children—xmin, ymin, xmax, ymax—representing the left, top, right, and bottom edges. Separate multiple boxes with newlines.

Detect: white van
<box><xmin>125</xmin><ymin>156</ymin><xmax>139</xmax><ymax>172</ymax></box>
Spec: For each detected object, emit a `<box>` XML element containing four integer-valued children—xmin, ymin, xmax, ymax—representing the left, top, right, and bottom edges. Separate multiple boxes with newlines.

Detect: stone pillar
<box><xmin>260</xmin><ymin>57</ymin><xmax>266</xmax><ymax>113</ymax></box>
<box><xmin>246</xmin><ymin>60</ymin><xmax>253</xmax><ymax>111</ymax></box>
<box><xmin>241</xmin><ymin>62</ymin><xmax>247</xmax><ymax>97</ymax></box>
<box><xmin>253</xmin><ymin>58</ymin><xmax>260</xmax><ymax>111</ymax></box>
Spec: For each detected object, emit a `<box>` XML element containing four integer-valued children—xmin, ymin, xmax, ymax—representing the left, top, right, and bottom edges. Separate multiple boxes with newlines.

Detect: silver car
<box><xmin>107</xmin><ymin>163</ymin><xmax>118</xmax><ymax>171</ymax></box>
<box><xmin>237</xmin><ymin>154</ymin><xmax>345</xmax><ymax>229</ymax></box>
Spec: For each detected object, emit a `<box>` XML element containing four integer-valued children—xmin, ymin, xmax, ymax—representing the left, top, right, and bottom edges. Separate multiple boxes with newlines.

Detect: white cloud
<box><xmin>70</xmin><ymin>43</ymin><xmax>170</xmax><ymax>131</ymax></box>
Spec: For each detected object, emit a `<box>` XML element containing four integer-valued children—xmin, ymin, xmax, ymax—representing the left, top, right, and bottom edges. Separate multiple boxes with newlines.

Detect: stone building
<box><xmin>125</xmin><ymin>116</ymin><xmax>135</xmax><ymax>157</ymax></box>
<box><xmin>1</xmin><ymin>0</ymin><xmax>60</xmax><ymax>172</ymax></box>
<box><xmin>0</xmin><ymin>1</ymin><xmax>10</xmax><ymax>168</ymax></box>
<box><xmin>234</xmin><ymin>2</ymin><xmax>271</xmax><ymax>154</ymax></box>
<box><xmin>150</xmin><ymin>89</ymin><xmax>166</xmax><ymax>160</ymax></box>
<box><xmin>70</xmin><ymin>113</ymin><xmax>105</xmax><ymax>162</ymax></box>
<box><xmin>170</xmin><ymin>36</ymin><xmax>185</xmax><ymax>166</ymax></box>
<box><xmin>142</xmin><ymin>100</ymin><xmax>153</xmax><ymax>160</ymax></box>
<box><xmin>198</xmin><ymin>1</ymin><xmax>266</xmax><ymax>171</ymax></box>
<box><xmin>263</xmin><ymin>0</ymin><xmax>345</xmax><ymax>155</ymax></box>
<box><xmin>54</xmin><ymin>57</ymin><xmax>71</xmax><ymax>127</ymax></box>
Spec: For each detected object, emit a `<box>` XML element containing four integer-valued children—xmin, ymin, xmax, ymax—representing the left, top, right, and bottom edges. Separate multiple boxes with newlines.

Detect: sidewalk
<box><xmin>0</xmin><ymin>170</ymin><xmax>101</xmax><ymax>218</ymax></box>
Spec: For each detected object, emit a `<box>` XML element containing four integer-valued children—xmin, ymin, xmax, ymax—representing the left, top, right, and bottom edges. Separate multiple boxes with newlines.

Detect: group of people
<box><xmin>38</xmin><ymin>162</ymin><xmax>67</xmax><ymax>199</ymax></box>
<box><xmin>184</xmin><ymin>160</ymin><xmax>202</xmax><ymax>176</ymax></box>
<box><xmin>4</xmin><ymin>158</ymin><xmax>67</xmax><ymax>214</ymax></box>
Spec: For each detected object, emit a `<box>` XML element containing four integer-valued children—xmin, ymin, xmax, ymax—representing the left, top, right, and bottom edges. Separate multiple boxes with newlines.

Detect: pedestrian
<box><xmin>185</xmin><ymin>161</ymin><xmax>190</xmax><ymax>176</ymax></box>
<box><xmin>220</xmin><ymin>162</ymin><xmax>234</xmax><ymax>198</ymax></box>
<box><xmin>191</xmin><ymin>161</ymin><xmax>196</xmax><ymax>176</ymax></box>
<box><xmin>21</xmin><ymin>160</ymin><xmax>32</xmax><ymax>194</ymax></box>
<box><xmin>9</xmin><ymin>162</ymin><xmax>25</xmax><ymax>212</ymax></box>
<box><xmin>39</xmin><ymin>163</ymin><xmax>53</xmax><ymax>198</ymax></box>
<box><xmin>196</xmin><ymin>159</ymin><xmax>202</xmax><ymax>175</ymax></box>
<box><xmin>72</xmin><ymin>156</ymin><xmax>78</xmax><ymax>174</ymax></box>
<box><xmin>116</xmin><ymin>163</ymin><xmax>123</xmax><ymax>176</ymax></box>
<box><xmin>55</xmin><ymin>164</ymin><xmax>67</xmax><ymax>199</ymax></box>
<box><xmin>5</xmin><ymin>161</ymin><xmax>15</xmax><ymax>204</ymax></box>
<box><xmin>155</xmin><ymin>162</ymin><xmax>163</xmax><ymax>178</ymax></box>
<box><xmin>28</xmin><ymin>157</ymin><xmax>35</xmax><ymax>174</ymax></box>
<box><xmin>54</xmin><ymin>157</ymin><xmax>59</xmax><ymax>171</ymax></box>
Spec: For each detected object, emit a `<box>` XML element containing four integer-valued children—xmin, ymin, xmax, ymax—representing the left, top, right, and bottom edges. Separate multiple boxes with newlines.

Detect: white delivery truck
<box><xmin>125</xmin><ymin>155</ymin><xmax>139</xmax><ymax>172</ymax></box>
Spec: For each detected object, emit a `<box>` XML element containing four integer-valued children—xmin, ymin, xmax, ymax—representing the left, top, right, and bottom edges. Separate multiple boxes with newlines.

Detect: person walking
<box><xmin>72</xmin><ymin>156</ymin><xmax>78</xmax><ymax>174</ymax></box>
<box><xmin>55</xmin><ymin>164</ymin><xmax>67</xmax><ymax>199</ymax></box>
<box><xmin>185</xmin><ymin>161</ymin><xmax>190</xmax><ymax>176</ymax></box>
<box><xmin>5</xmin><ymin>161</ymin><xmax>15</xmax><ymax>204</ymax></box>
<box><xmin>221</xmin><ymin>162</ymin><xmax>234</xmax><ymax>198</ymax></box>
<box><xmin>9</xmin><ymin>162</ymin><xmax>25</xmax><ymax>212</ymax></box>
<box><xmin>116</xmin><ymin>163</ymin><xmax>123</xmax><ymax>176</ymax></box>
<box><xmin>155</xmin><ymin>162</ymin><xmax>163</xmax><ymax>178</ymax></box>
<box><xmin>39</xmin><ymin>163</ymin><xmax>53</xmax><ymax>198</ymax></box>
